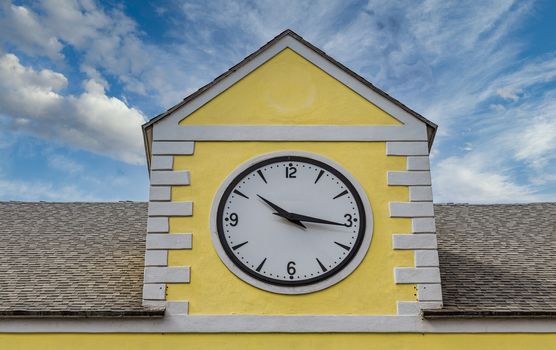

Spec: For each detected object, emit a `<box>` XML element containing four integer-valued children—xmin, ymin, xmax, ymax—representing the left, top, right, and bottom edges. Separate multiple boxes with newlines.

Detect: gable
<box><xmin>180</xmin><ymin>48</ymin><xmax>401</xmax><ymax>126</ymax></box>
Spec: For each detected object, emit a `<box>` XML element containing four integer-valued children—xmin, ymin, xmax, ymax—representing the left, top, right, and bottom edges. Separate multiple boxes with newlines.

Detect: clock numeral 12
<box><xmin>285</xmin><ymin>166</ymin><xmax>297</xmax><ymax>178</ymax></box>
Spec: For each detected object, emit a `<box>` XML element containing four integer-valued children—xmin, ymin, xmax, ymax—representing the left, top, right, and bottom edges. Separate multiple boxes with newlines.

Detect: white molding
<box><xmin>398</xmin><ymin>301</ymin><xmax>443</xmax><ymax>315</ymax></box>
<box><xmin>146</xmin><ymin>233</ymin><xmax>192</xmax><ymax>250</ymax></box>
<box><xmin>148</xmin><ymin>201</ymin><xmax>192</xmax><ymax>217</ymax></box>
<box><xmin>392</xmin><ymin>234</ymin><xmax>437</xmax><ymax>250</ymax></box>
<box><xmin>153</xmin><ymin>36</ymin><xmax>433</xmax><ymax>140</ymax></box>
<box><xmin>145</xmin><ymin>250</ymin><xmax>168</xmax><ymax>266</ymax></box>
<box><xmin>153</xmin><ymin>125</ymin><xmax>429</xmax><ymax>142</ymax></box>
<box><xmin>142</xmin><ymin>284</ymin><xmax>166</xmax><ymax>300</ymax></box>
<box><xmin>389</xmin><ymin>202</ymin><xmax>434</xmax><ymax>218</ymax></box>
<box><xmin>209</xmin><ymin>151</ymin><xmax>374</xmax><ymax>295</ymax></box>
<box><xmin>407</xmin><ymin>156</ymin><xmax>430</xmax><ymax>170</ymax></box>
<box><xmin>412</xmin><ymin>218</ymin><xmax>436</xmax><ymax>233</ymax></box>
<box><xmin>152</xmin><ymin>141</ymin><xmax>195</xmax><ymax>155</ymax></box>
<box><xmin>147</xmin><ymin>217</ymin><xmax>169</xmax><ymax>233</ymax></box>
<box><xmin>166</xmin><ymin>301</ymin><xmax>189</xmax><ymax>315</ymax></box>
<box><xmin>409</xmin><ymin>186</ymin><xmax>433</xmax><ymax>202</ymax></box>
<box><xmin>1</xmin><ymin>315</ymin><xmax>555</xmax><ymax>333</ymax></box>
<box><xmin>395</xmin><ymin>267</ymin><xmax>441</xmax><ymax>284</ymax></box>
<box><xmin>386</xmin><ymin>142</ymin><xmax>429</xmax><ymax>156</ymax></box>
<box><xmin>144</xmin><ymin>267</ymin><xmax>190</xmax><ymax>283</ymax></box>
<box><xmin>149</xmin><ymin>186</ymin><xmax>171</xmax><ymax>202</ymax></box>
<box><xmin>415</xmin><ymin>250</ymin><xmax>439</xmax><ymax>267</ymax></box>
<box><xmin>151</xmin><ymin>155</ymin><xmax>174</xmax><ymax>170</ymax></box>
<box><xmin>150</xmin><ymin>170</ymin><xmax>191</xmax><ymax>186</ymax></box>
<box><xmin>418</xmin><ymin>284</ymin><xmax>443</xmax><ymax>301</ymax></box>
<box><xmin>388</xmin><ymin>171</ymin><xmax>431</xmax><ymax>186</ymax></box>
<box><xmin>397</xmin><ymin>301</ymin><xmax>420</xmax><ymax>316</ymax></box>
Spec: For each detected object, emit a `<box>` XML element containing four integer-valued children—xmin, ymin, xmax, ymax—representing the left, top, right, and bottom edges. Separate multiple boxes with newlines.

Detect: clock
<box><xmin>210</xmin><ymin>151</ymin><xmax>373</xmax><ymax>294</ymax></box>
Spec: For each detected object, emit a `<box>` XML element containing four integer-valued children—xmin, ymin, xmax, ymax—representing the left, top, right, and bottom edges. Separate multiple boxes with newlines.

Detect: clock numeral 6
<box><xmin>287</xmin><ymin>261</ymin><xmax>296</xmax><ymax>275</ymax></box>
<box><xmin>228</xmin><ymin>213</ymin><xmax>239</xmax><ymax>226</ymax></box>
<box><xmin>285</xmin><ymin>166</ymin><xmax>297</xmax><ymax>178</ymax></box>
<box><xmin>344</xmin><ymin>214</ymin><xmax>353</xmax><ymax>227</ymax></box>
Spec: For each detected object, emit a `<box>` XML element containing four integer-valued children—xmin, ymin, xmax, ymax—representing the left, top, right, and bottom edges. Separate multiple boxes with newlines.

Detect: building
<box><xmin>0</xmin><ymin>30</ymin><xmax>554</xmax><ymax>349</ymax></box>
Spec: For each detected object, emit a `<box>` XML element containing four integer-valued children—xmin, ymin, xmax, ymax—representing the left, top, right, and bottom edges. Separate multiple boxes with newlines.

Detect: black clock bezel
<box><xmin>216</xmin><ymin>155</ymin><xmax>367</xmax><ymax>287</ymax></box>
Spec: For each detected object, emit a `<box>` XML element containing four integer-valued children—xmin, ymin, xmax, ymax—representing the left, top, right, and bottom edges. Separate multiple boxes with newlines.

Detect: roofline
<box><xmin>0</xmin><ymin>309</ymin><xmax>165</xmax><ymax>318</ymax></box>
<box><xmin>423</xmin><ymin>310</ymin><xmax>556</xmax><ymax>319</ymax></box>
<box><xmin>142</xmin><ymin>29</ymin><xmax>438</xmax><ymax>165</ymax></box>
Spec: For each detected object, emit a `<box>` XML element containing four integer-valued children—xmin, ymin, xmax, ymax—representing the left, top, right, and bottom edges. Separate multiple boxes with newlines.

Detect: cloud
<box><xmin>496</xmin><ymin>87</ymin><xmax>522</xmax><ymax>101</ymax></box>
<box><xmin>433</xmin><ymin>154</ymin><xmax>541</xmax><ymax>203</ymax></box>
<box><xmin>0</xmin><ymin>53</ymin><xmax>146</xmax><ymax>164</ymax></box>
<box><xmin>0</xmin><ymin>2</ymin><xmax>63</xmax><ymax>59</ymax></box>
<box><xmin>47</xmin><ymin>154</ymin><xmax>84</xmax><ymax>174</ymax></box>
<box><xmin>0</xmin><ymin>178</ymin><xmax>98</xmax><ymax>201</ymax></box>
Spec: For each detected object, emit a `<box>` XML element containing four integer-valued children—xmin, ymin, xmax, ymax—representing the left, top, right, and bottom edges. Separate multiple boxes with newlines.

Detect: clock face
<box><xmin>214</xmin><ymin>154</ymin><xmax>369</xmax><ymax>291</ymax></box>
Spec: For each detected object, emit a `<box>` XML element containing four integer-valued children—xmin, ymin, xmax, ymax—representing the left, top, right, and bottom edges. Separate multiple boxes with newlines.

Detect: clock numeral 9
<box><xmin>285</xmin><ymin>166</ymin><xmax>297</xmax><ymax>178</ymax></box>
<box><xmin>287</xmin><ymin>261</ymin><xmax>296</xmax><ymax>275</ymax></box>
<box><xmin>228</xmin><ymin>213</ymin><xmax>239</xmax><ymax>226</ymax></box>
<box><xmin>344</xmin><ymin>214</ymin><xmax>353</xmax><ymax>227</ymax></box>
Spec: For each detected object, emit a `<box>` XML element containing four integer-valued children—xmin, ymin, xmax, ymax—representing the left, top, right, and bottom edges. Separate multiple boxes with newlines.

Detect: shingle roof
<box><xmin>425</xmin><ymin>203</ymin><xmax>556</xmax><ymax>318</ymax></box>
<box><xmin>0</xmin><ymin>202</ymin><xmax>554</xmax><ymax>318</ymax></box>
<box><xmin>0</xmin><ymin>202</ymin><xmax>163</xmax><ymax>317</ymax></box>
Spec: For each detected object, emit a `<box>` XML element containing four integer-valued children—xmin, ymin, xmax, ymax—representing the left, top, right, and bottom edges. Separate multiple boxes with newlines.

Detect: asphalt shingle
<box><xmin>0</xmin><ymin>201</ymin><xmax>554</xmax><ymax>317</ymax></box>
<box><xmin>0</xmin><ymin>202</ymin><xmax>162</xmax><ymax>317</ymax></box>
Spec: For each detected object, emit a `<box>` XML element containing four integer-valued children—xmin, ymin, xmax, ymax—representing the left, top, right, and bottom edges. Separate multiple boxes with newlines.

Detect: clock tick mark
<box><xmin>231</xmin><ymin>241</ymin><xmax>248</xmax><ymax>250</ymax></box>
<box><xmin>334</xmin><ymin>241</ymin><xmax>351</xmax><ymax>251</ymax></box>
<box><xmin>316</xmin><ymin>258</ymin><xmax>328</xmax><ymax>272</ymax></box>
<box><xmin>233</xmin><ymin>189</ymin><xmax>249</xmax><ymax>199</ymax></box>
<box><xmin>257</xmin><ymin>170</ymin><xmax>267</xmax><ymax>184</ymax></box>
<box><xmin>255</xmin><ymin>258</ymin><xmax>267</xmax><ymax>272</ymax></box>
<box><xmin>333</xmin><ymin>190</ymin><xmax>348</xmax><ymax>200</ymax></box>
<box><xmin>314</xmin><ymin>170</ymin><xmax>324</xmax><ymax>184</ymax></box>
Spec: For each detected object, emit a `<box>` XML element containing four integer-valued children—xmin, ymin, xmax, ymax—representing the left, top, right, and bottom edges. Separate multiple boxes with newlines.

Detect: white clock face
<box><xmin>214</xmin><ymin>154</ymin><xmax>369</xmax><ymax>291</ymax></box>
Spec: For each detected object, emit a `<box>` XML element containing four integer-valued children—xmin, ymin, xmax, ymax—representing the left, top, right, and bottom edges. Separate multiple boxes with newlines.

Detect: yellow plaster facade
<box><xmin>3</xmin><ymin>333</ymin><xmax>556</xmax><ymax>350</ymax></box>
<box><xmin>179</xmin><ymin>49</ymin><xmax>401</xmax><ymax>126</ymax></box>
<box><xmin>168</xmin><ymin>141</ymin><xmax>414</xmax><ymax>314</ymax></box>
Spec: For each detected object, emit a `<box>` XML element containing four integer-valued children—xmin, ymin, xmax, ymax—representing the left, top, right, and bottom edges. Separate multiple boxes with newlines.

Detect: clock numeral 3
<box><xmin>344</xmin><ymin>214</ymin><xmax>353</xmax><ymax>227</ymax></box>
<box><xmin>228</xmin><ymin>213</ymin><xmax>239</xmax><ymax>226</ymax></box>
<box><xmin>285</xmin><ymin>166</ymin><xmax>297</xmax><ymax>179</ymax></box>
<box><xmin>287</xmin><ymin>261</ymin><xmax>296</xmax><ymax>275</ymax></box>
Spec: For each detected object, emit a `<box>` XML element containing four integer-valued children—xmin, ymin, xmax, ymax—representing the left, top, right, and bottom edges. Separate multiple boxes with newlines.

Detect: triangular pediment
<box><xmin>180</xmin><ymin>48</ymin><xmax>401</xmax><ymax>126</ymax></box>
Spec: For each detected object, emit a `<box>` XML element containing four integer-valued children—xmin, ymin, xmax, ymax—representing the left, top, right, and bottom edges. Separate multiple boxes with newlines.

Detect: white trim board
<box><xmin>153</xmin><ymin>125</ymin><xmax>428</xmax><ymax>142</ymax></box>
<box><xmin>0</xmin><ymin>315</ymin><xmax>554</xmax><ymax>333</ymax></box>
<box><xmin>153</xmin><ymin>35</ymin><xmax>431</xmax><ymax>139</ymax></box>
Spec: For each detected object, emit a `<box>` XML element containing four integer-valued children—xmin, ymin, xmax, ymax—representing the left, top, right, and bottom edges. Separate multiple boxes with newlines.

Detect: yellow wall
<box><xmin>179</xmin><ymin>49</ymin><xmax>401</xmax><ymax>126</ymax></box>
<box><xmin>3</xmin><ymin>333</ymin><xmax>555</xmax><ymax>350</ymax></box>
<box><xmin>169</xmin><ymin>142</ymin><xmax>414</xmax><ymax>315</ymax></box>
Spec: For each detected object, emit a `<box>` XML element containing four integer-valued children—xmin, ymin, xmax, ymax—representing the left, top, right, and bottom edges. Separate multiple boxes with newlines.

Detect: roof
<box><xmin>0</xmin><ymin>202</ymin><xmax>163</xmax><ymax>318</ymax></box>
<box><xmin>425</xmin><ymin>203</ymin><xmax>556</xmax><ymax>318</ymax></box>
<box><xmin>0</xmin><ymin>202</ymin><xmax>554</xmax><ymax>318</ymax></box>
<box><xmin>142</xmin><ymin>29</ymin><xmax>438</xmax><ymax>167</ymax></box>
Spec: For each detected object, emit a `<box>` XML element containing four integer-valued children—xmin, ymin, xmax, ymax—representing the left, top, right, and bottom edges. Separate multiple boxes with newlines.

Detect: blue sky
<box><xmin>0</xmin><ymin>0</ymin><xmax>555</xmax><ymax>203</ymax></box>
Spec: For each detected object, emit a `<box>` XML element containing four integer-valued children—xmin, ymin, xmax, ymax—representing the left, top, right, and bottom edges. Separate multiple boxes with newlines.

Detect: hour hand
<box><xmin>288</xmin><ymin>212</ymin><xmax>346</xmax><ymax>227</ymax></box>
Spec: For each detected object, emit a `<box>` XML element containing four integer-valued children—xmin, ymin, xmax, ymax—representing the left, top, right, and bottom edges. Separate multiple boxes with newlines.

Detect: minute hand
<box><xmin>287</xmin><ymin>212</ymin><xmax>346</xmax><ymax>226</ymax></box>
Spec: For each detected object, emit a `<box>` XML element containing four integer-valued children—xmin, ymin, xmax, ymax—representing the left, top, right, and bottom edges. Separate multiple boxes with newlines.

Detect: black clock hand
<box><xmin>257</xmin><ymin>195</ymin><xmax>306</xmax><ymax>229</ymax></box>
<box><xmin>286</xmin><ymin>212</ymin><xmax>347</xmax><ymax>227</ymax></box>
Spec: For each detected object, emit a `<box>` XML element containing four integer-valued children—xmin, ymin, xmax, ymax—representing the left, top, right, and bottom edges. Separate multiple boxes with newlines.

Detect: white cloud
<box><xmin>0</xmin><ymin>178</ymin><xmax>98</xmax><ymax>201</ymax></box>
<box><xmin>47</xmin><ymin>154</ymin><xmax>84</xmax><ymax>174</ymax></box>
<box><xmin>0</xmin><ymin>53</ymin><xmax>146</xmax><ymax>164</ymax></box>
<box><xmin>433</xmin><ymin>154</ymin><xmax>541</xmax><ymax>203</ymax></box>
<box><xmin>0</xmin><ymin>3</ymin><xmax>63</xmax><ymax>59</ymax></box>
<box><xmin>496</xmin><ymin>87</ymin><xmax>523</xmax><ymax>101</ymax></box>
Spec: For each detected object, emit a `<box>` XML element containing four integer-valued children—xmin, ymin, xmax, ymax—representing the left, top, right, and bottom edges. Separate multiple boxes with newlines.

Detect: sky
<box><xmin>0</xmin><ymin>0</ymin><xmax>555</xmax><ymax>203</ymax></box>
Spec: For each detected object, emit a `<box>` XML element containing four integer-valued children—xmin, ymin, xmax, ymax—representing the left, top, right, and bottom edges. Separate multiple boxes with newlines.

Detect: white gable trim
<box><xmin>154</xmin><ymin>35</ymin><xmax>428</xmax><ymax>142</ymax></box>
